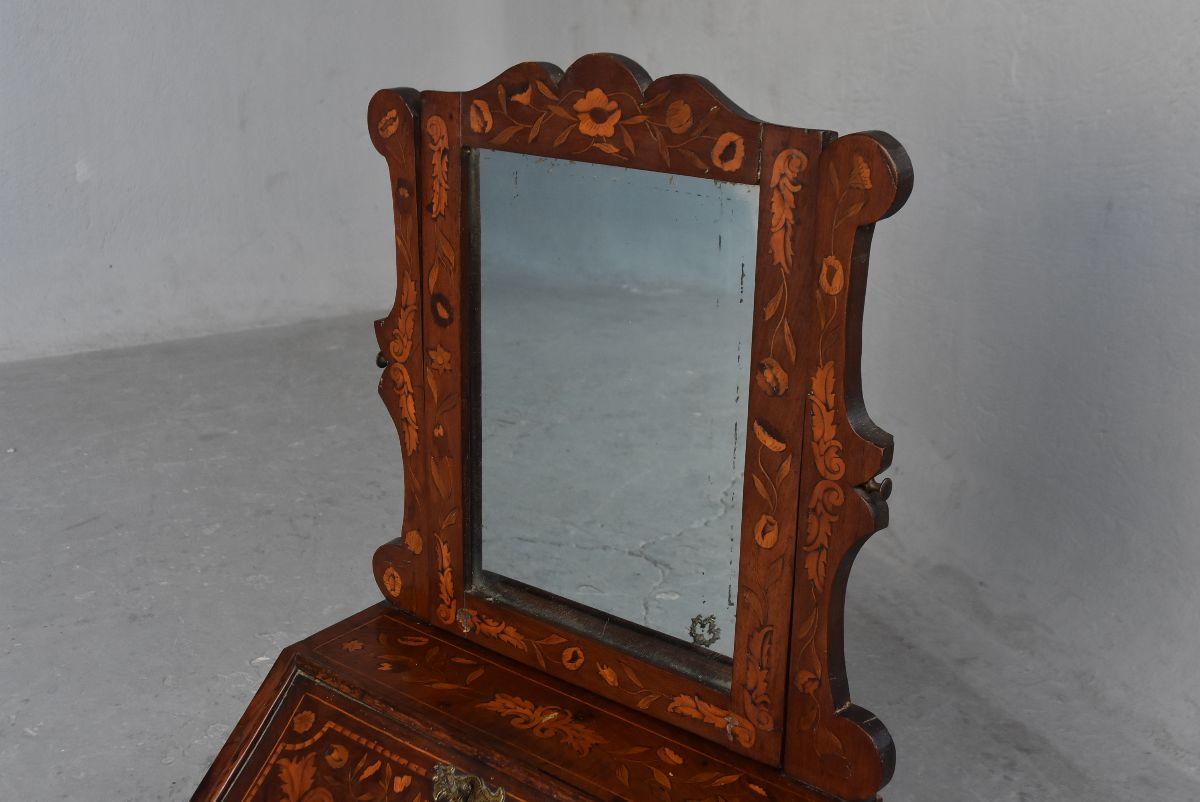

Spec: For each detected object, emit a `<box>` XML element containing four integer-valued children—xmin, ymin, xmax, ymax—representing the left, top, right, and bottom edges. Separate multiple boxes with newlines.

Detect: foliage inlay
<box><xmin>477</xmin><ymin>693</ymin><xmax>605</xmax><ymax>757</ymax></box>
<box><xmin>242</xmin><ymin>695</ymin><xmax>426</xmax><ymax>802</ymax></box>
<box><xmin>468</xmin><ymin>79</ymin><xmax>747</xmax><ymax>174</ymax></box>
<box><xmin>321</xmin><ymin>615</ymin><xmax>789</xmax><ymax>801</ymax></box>
<box><xmin>793</xmin><ymin>152</ymin><xmax>877</xmax><ymax>776</ymax></box>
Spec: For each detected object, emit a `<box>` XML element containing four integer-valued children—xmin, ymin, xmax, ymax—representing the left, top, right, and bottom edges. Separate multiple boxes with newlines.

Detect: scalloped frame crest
<box><xmin>366</xmin><ymin>53</ymin><xmax>912</xmax><ymax>800</ymax></box>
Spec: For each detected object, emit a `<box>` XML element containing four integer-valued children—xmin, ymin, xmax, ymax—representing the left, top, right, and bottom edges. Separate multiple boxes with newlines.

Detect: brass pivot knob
<box><xmin>864</xmin><ymin>477</ymin><xmax>893</xmax><ymax>500</ymax></box>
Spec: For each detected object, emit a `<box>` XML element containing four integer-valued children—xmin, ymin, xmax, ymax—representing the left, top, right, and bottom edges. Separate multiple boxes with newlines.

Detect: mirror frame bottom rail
<box><xmin>473</xmin><ymin>571</ymin><xmax>735</xmax><ymax>692</ymax></box>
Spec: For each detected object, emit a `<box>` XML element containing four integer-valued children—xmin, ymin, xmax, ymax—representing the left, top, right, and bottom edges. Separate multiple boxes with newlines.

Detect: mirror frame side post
<box><xmin>369</xmin><ymin>88</ymin><xmax>435</xmax><ymax>621</ymax></box>
<box><xmin>782</xmin><ymin>131</ymin><xmax>913</xmax><ymax>800</ymax></box>
<box><xmin>728</xmin><ymin>122</ymin><xmax>834</xmax><ymax>764</ymax></box>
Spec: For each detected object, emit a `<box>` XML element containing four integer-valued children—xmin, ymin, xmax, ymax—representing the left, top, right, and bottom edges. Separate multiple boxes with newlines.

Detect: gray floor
<box><xmin>2</xmin><ymin>313</ymin><xmax>1197</xmax><ymax>801</ymax></box>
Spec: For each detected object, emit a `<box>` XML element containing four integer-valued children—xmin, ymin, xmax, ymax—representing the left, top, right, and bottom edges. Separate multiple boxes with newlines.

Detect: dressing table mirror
<box><xmin>194</xmin><ymin>54</ymin><xmax>912</xmax><ymax>802</ymax></box>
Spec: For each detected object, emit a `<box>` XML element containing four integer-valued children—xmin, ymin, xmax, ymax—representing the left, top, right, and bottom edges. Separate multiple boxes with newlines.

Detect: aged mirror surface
<box><xmin>474</xmin><ymin>149</ymin><xmax>758</xmax><ymax>657</ymax></box>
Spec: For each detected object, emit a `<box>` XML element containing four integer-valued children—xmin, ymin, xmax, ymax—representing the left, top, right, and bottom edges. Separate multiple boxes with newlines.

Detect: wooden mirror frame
<box><xmin>366</xmin><ymin>54</ymin><xmax>911</xmax><ymax>800</ymax></box>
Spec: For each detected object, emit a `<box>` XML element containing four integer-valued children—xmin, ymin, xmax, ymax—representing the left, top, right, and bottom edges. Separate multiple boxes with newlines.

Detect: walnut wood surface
<box><xmin>194</xmin><ymin>605</ymin><xmax>860</xmax><ymax>802</ymax></box>
<box><xmin>363</xmin><ymin>53</ymin><xmax>911</xmax><ymax>798</ymax></box>
<box><xmin>368</xmin><ymin>88</ymin><xmax>431</xmax><ymax>621</ymax></box>
<box><xmin>779</xmin><ymin>132</ymin><xmax>912</xmax><ymax>799</ymax></box>
<box><xmin>197</xmin><ymin>52</ymin><xmax>911</xmax><ymax>802</ymax></box>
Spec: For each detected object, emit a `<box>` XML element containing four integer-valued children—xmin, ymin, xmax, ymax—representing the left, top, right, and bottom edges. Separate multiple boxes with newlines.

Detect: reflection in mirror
<box><xmin>475</xmin><ymin>149</ymin><xmax>758</xmax><ymax>658</ymax></box>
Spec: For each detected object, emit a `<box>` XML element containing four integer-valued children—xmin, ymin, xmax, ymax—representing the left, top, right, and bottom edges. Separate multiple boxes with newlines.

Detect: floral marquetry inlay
<box><xmin>381</xmin><ymin>566</ymin><xmax>403</xmax><ymax>599</ymax></box>
<box><xmin>409</xmin><ymin>84</ymin><xmax>774</xmax><ymax>753</ymax></box>
<box><xmin>193</xmin><ymin>53</ymin><xmax>915</xmax><ymax>802</ymax></box>
<box><xmin>461</xmin><ymin>56</ymin><xmax>762</xmax><ymax>186</ymax></box>
<box><xmin>368</xmin><ymin>91</ymin><xmax>431</xmax><ymax>622</ymax></box>
<box><xmin>385</xmin><ymin>273</ymin><xmax>420</xmax><ymax>457</ymax></box>
<box><xmin>377</xmin><ymin>109</ymin><xmax>400</xmax><ymax>139</ymax></box>
<box><xmin>468</xmin><ymin>80</ymin><xmax>748</xmax><ymax>175</ymax></box>
<box><xmin>478</xmin><ymin>693</ymin><xmax>605</xmax><ymax>757</ymax></box>
<box><xmin>315</xmin><ymin>613</ymin><xmax>810</xmax><ymax>802</ymax></box>
<box><xmin>426</xmin><ymin>116</ymin><xmax>450</xmax><ymax>220</ymax></box>
<box><xmin>789</xmin><ymin>151</ymin><xmax>881</xmax><ymax>779</ymax></box>
<box><xmin>240</xmin><ymin>693</ymin><xmax>428</xmax><ymax>802</ymax></box>
<box><xmin>357</xmin><ymin>56</ymin><xmax>911</xmax><ymax>801</ymax></box>
<box><xmin>668</xmin><ymin>695</ymin><xmax>756</xmax><ymax>749</ymax></box>
<box><xmin>434</xmin><ymin>535</ymin><xmax>456</xmax><ymax>625</ymax></box>
<box><xmin>719</xmin><ymin>138</ymin><xmax>820</xmax><ymax>751</ymax></box>
<box><xmin>778</xmin><ymin>133</ymin><xmax>915</xmax><ymax>801</ymax></box>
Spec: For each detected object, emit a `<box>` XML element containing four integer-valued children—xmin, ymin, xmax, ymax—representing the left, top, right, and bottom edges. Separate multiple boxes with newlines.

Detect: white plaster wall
<box><xmin>4</xmin><ymin>0</ymin><xmax>1197</xmax><ymax>779</ymax></box>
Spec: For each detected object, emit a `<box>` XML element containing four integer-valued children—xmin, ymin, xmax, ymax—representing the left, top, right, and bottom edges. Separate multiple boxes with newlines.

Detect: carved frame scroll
<box><xmin>367</xmin><ymin>54</ymin><xmax>912</xmax><ymax>800</ymax></box>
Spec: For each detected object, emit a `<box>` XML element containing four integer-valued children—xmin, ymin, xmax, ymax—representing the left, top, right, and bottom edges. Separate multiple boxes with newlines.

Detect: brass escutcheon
<box><xmin>431</xmin><ymin>763</ymin><xmax>506</xmax><ymax>802</ymax></box>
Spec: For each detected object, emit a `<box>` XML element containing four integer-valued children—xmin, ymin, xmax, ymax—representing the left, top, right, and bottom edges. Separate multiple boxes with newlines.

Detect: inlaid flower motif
<box><xmin>468</xmin><ymin>99</ymin><xmax>493</xmax><ymax>134</ymax></box>
<box><xmin>772</xmin><ymin>148</ymin><xmax>809</xmax><ymax>186</ymax></box>
<box><xmin>753</xmin><ymin>419</ymin><xmax>787</xmax><ymax>453</ymax></box>
<box><xmin>754</xmin><ymin>514</ymin><xmax>779</xmax><ymax>549</ymax></box>
<box><xmin>403</xmin><ymin>529</ymin><xmax>423</xmax><ymax>555</ymax></box>
<box><xmin>389</xmin><ymin>364</ymin><xmax>418</xmax><ymax>455</ymax></box>
<box><xmin>711</xmin><ymin>132</ymin><xmax>745</xmax><ymax>172</ymax></box>
<box><xmin>597</xmin><ymin>663</ymin><xmax>619</xmax><ymax>687</ymax></box>
<box><xmin>292</xmin><ymin>710</ymin><xmax>315</xmax><ymax>734</ymax></box>
<box><xmin>389</xmin><ymin>275</ymin><xmax>417</xmax><ymax>363</ymax></box>
<box><xmin>426</xmin><ymin>115</ymin><xmax>450</xmax><ymax>219</ymax></box>
<box><xmin>795</xmin><ymin>669</ymin><xmax>820</xmax><ymax>694</ymax></box>
<box><xmin>394</xmin><ymin>178</ymin><xmax>414</xmax><ymax>212</ymax></box>
<box><xmin>377</xmin><ymin>109</ymin><xmax>399</xmax><ymax>139</ymax></box>
<box><xmin>341</xmin><ymin>639</ymin><xmax>364</xmax><ymax>652</ymax></box>
<box><xmin>426</xmin><ymin>115</ymin><xmax>448</xmax><ymax>151</ymax></box>
<box><xmin>510</xmin><ymin>85</ymin><xmax>533</xmax><ymax>106</ymax></box>
<box><xmin>657</xmin><ymin>747</ymin><xmax>684</xmax><ymax>766</ymax></box>
<box><xmin>561</xmin><ymin>646</ymin><xmax>585</xmax><ymax>671</ymax></box>
<box><xmin>849</xmin><ymin>154</ymin><xmax>873</xmax><ymax>190</ymax></box>
<box><xmin>665</xmin><ymin>99</ymin><xmax>693</xmax><ymax>134</ymax></box>
<box><xmin>433</xmin><ymin>423</ymin><xmax>445</xmax><ymax>439</ymax></box>
<box><xmin>429</xmin><ymin>345</ymin><xmax>452</xmax><ymax>372</ymax></box>
<box><xmin>574</xmin><ymin>88</ymin><xmax>622</xmax><ymax>138</ymax></box>
<box><xmin>324</xmin><ymin>744</ymin><xmax>349</xmax><ymax>769</ymax></box>
<box><xmin>820</xmin><ymin>255</ymin><xmax>845</xmax><ymax>295</ymax></box>
<box><xmin>382</xmin><ymin>566</ymin><xmax>403</xmax><ymax>598</ymax></box>
<box><xmin>756</xmin><ymin>357</ymin><xmax>789</xmax><ymax>397</ymax></box>
<box><xmin>431</xmin><ymin>293</ymin><xmax>454</xmax><ymax>327</ymax></box>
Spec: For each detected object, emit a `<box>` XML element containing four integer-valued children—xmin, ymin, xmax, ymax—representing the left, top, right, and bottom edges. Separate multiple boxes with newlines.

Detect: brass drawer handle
<box><xmin>432</xmin><ymin>763</ymin><xmax>507</xmax><ymax>802</ymax></box>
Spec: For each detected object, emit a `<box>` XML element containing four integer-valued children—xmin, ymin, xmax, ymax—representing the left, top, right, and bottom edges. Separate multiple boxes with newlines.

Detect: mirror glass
<box><xmin>475</xmin><ymin>149</ymin><xmax>758</xmax><ymax>658</ymax></box>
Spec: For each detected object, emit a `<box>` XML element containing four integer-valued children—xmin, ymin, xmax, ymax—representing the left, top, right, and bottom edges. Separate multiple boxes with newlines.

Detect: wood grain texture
<box><xmin>731</xmin><ymin>122</ymin><xmax>833</xmax><ymax>763</ymax></box>
<box><xmin>782</xmin><ymin>132</ymin><xmax>913</xmax><ymax>800</ymax></box>
<box><xmin>391</xmin><ymin>54</ymin><xmax>809</xmax><ymax>765</ymax></box>
<box><xmin>412</xmin><ymin>90</ymin><xmax>468</xmax><ymax>637</ymax></box>
<box><xmin>365</xmin><ymin>54</ymin><xmax>910</xmax><ymax>797</ymax></box>
<box><xmin>197</xmin><ymin>52</ymin><xmax>911</xmax><ymax>802</ymax></box>
<box><xmin>195</xmin><ymin>605</ymin><xmax>856</xmax><ymax>802</ymax></box>
<box><xmin>460</xmin><ymin>54</ymin><xmax>761</xmax><ymax>184</ymax></box>
<box><xmin>368</xmin><ymin>89</ymin><xmax>433</xmax><ymax>621</ymax></box>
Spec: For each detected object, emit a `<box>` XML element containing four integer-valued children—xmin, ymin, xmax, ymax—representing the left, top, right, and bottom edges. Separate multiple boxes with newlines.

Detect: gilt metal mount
<box><xmin>432</xmin><ymin>763</ymin><xmax>506</xmax><ymax>802</ymax></box>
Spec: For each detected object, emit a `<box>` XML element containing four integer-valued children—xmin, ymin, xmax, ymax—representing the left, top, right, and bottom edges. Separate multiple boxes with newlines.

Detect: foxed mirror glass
<box><xmin>474</xmin><ymin>148</ymin><xmax>758</xmax><ymax>657</ymax></box>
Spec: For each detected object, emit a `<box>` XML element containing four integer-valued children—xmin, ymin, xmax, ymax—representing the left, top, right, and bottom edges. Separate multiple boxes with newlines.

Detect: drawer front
<box><xmin>219</xmin><ymin>673</ymin><xmax>555</xmax><ymax>802</ymax></box>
